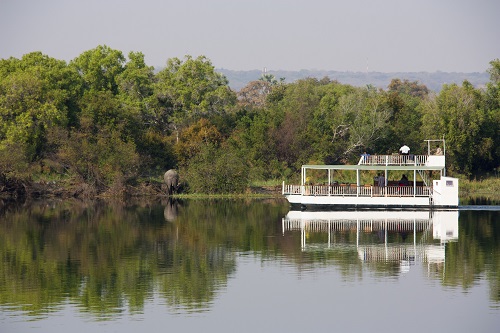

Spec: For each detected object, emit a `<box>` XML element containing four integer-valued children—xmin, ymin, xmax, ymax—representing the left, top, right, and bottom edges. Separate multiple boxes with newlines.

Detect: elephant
<box><xmin>164</xmin><ymin>169</ymin><xmax>180</xmax><ymax>196</ymax></box>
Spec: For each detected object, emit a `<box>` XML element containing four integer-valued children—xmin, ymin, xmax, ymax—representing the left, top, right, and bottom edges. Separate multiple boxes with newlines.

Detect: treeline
<box><xmin>0</xmin><ymin>45</ymin><xmax>499</xmax><ymax>195</ymax></box>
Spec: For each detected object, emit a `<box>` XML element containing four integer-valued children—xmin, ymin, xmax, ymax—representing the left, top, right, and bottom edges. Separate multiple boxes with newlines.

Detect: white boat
<box><xmin>282</xmin><ymin>139</ymin><xmax>459</xmax><ymax>209</ymax></box>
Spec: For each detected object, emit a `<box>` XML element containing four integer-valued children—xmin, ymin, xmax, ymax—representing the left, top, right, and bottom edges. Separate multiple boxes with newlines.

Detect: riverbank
<box><xmin>0</xmin><ymin>174</ymin><xmax>284</xmax><ymax>202</ymax></box>
<box><xmin>1</xmin><ymin>174</ymin><xmax>497</xmax><ymax>202</ymax></box>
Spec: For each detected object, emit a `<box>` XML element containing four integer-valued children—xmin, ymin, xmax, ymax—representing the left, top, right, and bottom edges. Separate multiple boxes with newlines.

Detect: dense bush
<box><xmin>0</xmin><ymin>48</ymin><xmax>499</xmax><ymax>195</ymax></box>
<box><xmin>183</xmin><ymin>144</ymin><xmax>249</xmax><ymax>194</ymax></box>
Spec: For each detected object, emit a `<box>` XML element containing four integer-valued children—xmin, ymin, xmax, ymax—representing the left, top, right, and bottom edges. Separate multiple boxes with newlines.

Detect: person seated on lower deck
<box><xmin>399</xmin><ymin>174</ymin><xmax>409</xmax><ymax>186</ymax></box>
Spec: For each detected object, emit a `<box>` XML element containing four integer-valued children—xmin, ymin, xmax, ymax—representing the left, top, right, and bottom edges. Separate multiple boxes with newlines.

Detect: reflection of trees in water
<box><xmin>0</xmin><ymin>199</ymin><xmax>254</xmax><ymax>317</ymax></box>
<box><xmin>444</xmin><ymin>211</ymin><xmax>500</xmax><ymax>303</ymax></box>
<box><xmin>461</xmin><ymin>196</ymin><xmax>500</xmax><ymax>206</ymax></box>
<box><xmin>1</xmin><ymin>200</ymin><xmax>499</xmax><ymax>317</ymax></box>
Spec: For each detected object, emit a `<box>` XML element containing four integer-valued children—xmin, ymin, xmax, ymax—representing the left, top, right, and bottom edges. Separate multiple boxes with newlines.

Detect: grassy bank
<box><xmin>459</xmin><ymin>177</ymin><xmax>500</xmax><ymax>202</ymax></box>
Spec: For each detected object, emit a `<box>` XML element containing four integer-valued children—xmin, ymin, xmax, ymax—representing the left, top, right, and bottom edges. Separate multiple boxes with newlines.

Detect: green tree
<box><xmin>70</xmin><ymin>45</ymin><xmax>125</xmax><ymax>94</ymax></box>
<box><xmin>183</xmin><ymin>143</ymin><xmax>249</xmax><ymax>194</ymax></box>
<box><xmin>421</xmin><ymin>81</ymin><xmax>487</xmax><ymax>176</ymax></box>
<box><xmin>58</xmin><ymin>47</ymin><xmax>145</xmax><ymax>191</ymax></box>
<box><xmin>153</xmin><ymin>55</ymin><xmax>236</xmax><ymax>140</ymax></box>
<box><xmin>485</xmin><ymin>59</ymin><xmax>500</xmax><ymax>172</ymax></box>
<box><xmin>0</xmin><ymin>52</ymin><xmax>80</xmax><ymax>163</ymax></box>
<box><xmin>379</xmin><ymin>79</ymin><xmax>428</xmax><ymax>154</ymax></box>
<box><xmin>229</xmin><ymin>111</ymin><xmax>276</xmax><ymax>180</ymax></box>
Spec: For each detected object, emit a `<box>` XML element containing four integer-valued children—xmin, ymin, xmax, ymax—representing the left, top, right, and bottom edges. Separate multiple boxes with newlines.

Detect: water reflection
<box><xmin>0</xmin><ymin>198</ymin><xmax>289</xmax><ymax>319</ymax></box>
<box><xmin>0</xmin><ymin>198</ymin><xmax>500</xmax><ymax>327</ymax></box>
<box><xmin>461</xmin><ymin>196</ymin><xmax>500</xmax><ymax>206</ymax></box>
<box><xmin>282</xmin><ymin>210</ymin><xmax>458</xmax><ymax>275</ymax></box>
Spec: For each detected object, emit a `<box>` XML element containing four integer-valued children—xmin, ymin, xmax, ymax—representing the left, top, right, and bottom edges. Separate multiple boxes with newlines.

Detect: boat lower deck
<box><xmin>284</xmin><ymin>184</ymin><xmax>432</xmax><ymax>197</ymax></box>
<box><xmin>284</xmin><ymin>184</ymin><xmax>438</xmax><ymax>209</ymax></box>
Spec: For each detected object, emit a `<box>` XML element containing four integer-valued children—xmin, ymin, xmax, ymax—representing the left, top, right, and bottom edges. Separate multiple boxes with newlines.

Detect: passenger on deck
<box><xmin>399</xmin><ymin>144</ymin><xmax>411</xmax><ymax>164</ymax></box>
<box><xmin>361</xmin><ymin>151</ymin><xmax>370</xmax><ymax>163</ymax></box>
<box><xmin>435</xmin><ymin>146</ymin><xmax>443</xmax><ymax>155</ymax></box>
<box><xmin>377</xmin><ymin>173</ymin><xmax>385</xmax><ymax>187</ymax></box>
<box><xmin>399</xmin><ymin>174</ymin><xmax>409</xmax><ymax>186</ymax></box>
<box><xmin>399</xmin><ymin>144</ymin><xmax>410</xmax><ymax>155</ymax></box>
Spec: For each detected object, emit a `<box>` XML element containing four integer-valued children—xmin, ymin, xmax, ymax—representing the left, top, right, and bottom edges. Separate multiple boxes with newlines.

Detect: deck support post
<box><xmin>356</xmin><ymin>170</ymin><xmax>360</xmax><ymax>197</ymax></box>
<box><xmin>413</xmin><ymin>169</ymin><xmax>417</xmax><ymax>197</ymax></box>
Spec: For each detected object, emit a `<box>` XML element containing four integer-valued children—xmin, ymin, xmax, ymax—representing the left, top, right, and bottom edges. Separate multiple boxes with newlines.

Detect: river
<box><xmin>1</xmin><ymin>198</ymin><xmax>499</xmax><ymax>332</ymax></box>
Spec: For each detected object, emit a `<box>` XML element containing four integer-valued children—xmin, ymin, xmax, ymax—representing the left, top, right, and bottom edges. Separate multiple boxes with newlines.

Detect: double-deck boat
<box><xmin>282</xmin><ymin>139</ymin><xmax>459</xmax><ymax>209</ymax></box>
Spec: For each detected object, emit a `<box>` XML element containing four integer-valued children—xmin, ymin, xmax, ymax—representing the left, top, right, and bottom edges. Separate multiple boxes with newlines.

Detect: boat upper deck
<box><xmin>300</xmin><ymin>154</ymin><xmax>445</xmax><ymax>173</ymax></box>
<box><xmin>357</xmin><ymin>154</ymin><xmax>445</xmax><ymax>169</ymax></box>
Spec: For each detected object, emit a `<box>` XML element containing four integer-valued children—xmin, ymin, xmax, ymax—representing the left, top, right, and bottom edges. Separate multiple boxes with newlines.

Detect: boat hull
<box><xmin>285</xmin><ymin>194</ymin><xmax>442</xmax><ymax>210</ymax></box>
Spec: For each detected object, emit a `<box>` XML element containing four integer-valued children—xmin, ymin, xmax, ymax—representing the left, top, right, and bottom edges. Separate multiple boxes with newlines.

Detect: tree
<box><xmin>0</xmin><ymin>52</ymin><xmax>80</xmax><ymax>163</ymax></box>
<box><xmin>183</xmin><ymin>142</ymin><xmax>249</xmax><ymax>194</ymax></box>
<box><xmin>70</xmin><ymin>45</ymin><xmax>125</xmax><ymax>94</ymax></box>
<box><xmin>421</xmin><ymin>81</ymin><xmax>487</xmax><ymax>176</ymax></box>
<box><xmin>237</xmin><ymin>80</ymin><xmax>272</xmax><ymax>109</ymax></box>
<box><xmin>153</xmin><ymin>55</ymin><xmax>236</xmax><ymax>139</ymax></box>
<box><xmin>379</xmin><ymin>79</ymin><xmax>428</xmax><ymax>154</ymax></box>
<box><xmin>115</xmin><ymin>52</ymin><xmax>173</xmax><ymax>173</ymax></box>
<box><xmin>329</xmin><ymin>87</ymin><xmax>391</xmax><ymax>160</ymax></box>
<box><xmin>388</xmin><ymin>78</ymin><xmax>429</xmax><ymax>98</ymax></box>
<box><xmin>259</xmin><ymin>73</ymin><xmax>284</xmax><ymax>85</ymax></box>
<box><xmin>484</xmin><ymin>59</ymin><xmax>500</xmax><ymax>172</ymax></box>
<box><xmin>58</xmin><ymin>119</ymin><xmax>139</xmax><ymax>192</ymax></box>
<box><xmin>174</xmin><ymin>118</ymin><xmax>222</xmax><ymax>167</ymax></box>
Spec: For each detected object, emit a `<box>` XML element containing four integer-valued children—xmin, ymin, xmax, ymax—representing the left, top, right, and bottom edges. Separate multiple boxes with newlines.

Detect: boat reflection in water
<box><xmin>282</xmin><ymin>210</ymin><xmax>458</xmax><ymax>273</ymax></box>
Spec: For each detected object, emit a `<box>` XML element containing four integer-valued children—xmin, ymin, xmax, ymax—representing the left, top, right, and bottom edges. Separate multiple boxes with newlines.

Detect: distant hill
<box><xmin>216</xmin><ymin>68</ymin><xmax>490</xmax><ymax>92</ymax></box>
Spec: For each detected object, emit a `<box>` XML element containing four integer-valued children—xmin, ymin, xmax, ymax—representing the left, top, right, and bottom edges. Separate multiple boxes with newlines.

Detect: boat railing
<box><xmin>358</xmin><ymin>154</ymin><xmax>428</xmax><ymax>166</ymax></box>
<box><xmin>283</xmin><ymin>184</ymin><xmax>432</xmax><ymax>197</ymax></box>
<box><xmin>283</xmin><ymin>218</ymin><xmax>431</xmax><ymax>232</ymax></box>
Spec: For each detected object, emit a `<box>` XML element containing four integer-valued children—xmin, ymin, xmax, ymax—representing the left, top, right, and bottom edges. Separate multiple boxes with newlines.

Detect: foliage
<box><xmin>70</xmin><ymin>45</ymin><xmax>125</xmax><ymax>94</ymax></box>
<box><xmin>183</xmin><ymin>143</ymin><xmax>249</xmax><ymax>194</ymax></box>
<box><xmin>0</xmin><ymin>52</ymin><xmax>80</xmax><ymax>162</ymax></box>
<box><xmin>237</xmin><ymin>80</ymin><xmax>272</xmax><ymax>109</ymax></box>
<box><xmin>154</xmin><ymin>55</ymin><xmax>237</xmax><ymax>135</ymax></box>
<box><xmin>174</xmin><ymin>118</ymin><xmax>222</xmax><ymax>167</ymax></box>
<box><xmin>421</xmin><ymin>81</ymin><xmax>490</xmax><ymax>176</ymax></box>
<box><xmin>58</xmin><ymin>123</ymin><xmax>139</xmax><ymax>191</ymax></box>
<box><xmin>0</xmin><ymin>47</ymin><xmax>499</xmax><ymax>195</ymax></box>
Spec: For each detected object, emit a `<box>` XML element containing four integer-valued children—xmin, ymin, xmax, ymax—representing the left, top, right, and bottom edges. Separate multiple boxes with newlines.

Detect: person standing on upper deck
<box><xmin>361</xmin><ymin>151</ymin><xmax>370</xmax><ymax>163</ymax></box>
<box><xmin>399</xmin><ymin>144</ymin><xmax>410</xmax><ymax>155</ymax></box>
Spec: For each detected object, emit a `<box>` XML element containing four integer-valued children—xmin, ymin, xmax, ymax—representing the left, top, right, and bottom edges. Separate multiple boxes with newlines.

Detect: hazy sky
<box><xmin>1</xmin><ymin>0</ymin><xmax>499</xmax><ymax>73</ymax></box>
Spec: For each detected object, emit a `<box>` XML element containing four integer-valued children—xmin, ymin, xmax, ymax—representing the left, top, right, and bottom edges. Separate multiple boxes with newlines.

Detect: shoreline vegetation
<box><xmin>1</xmin><ymin>174</ymin><xmax>498</xmax><ymax>205</ymax></box>
<box><xmin>1</xmin><ymin>48</ymin><xmax>499</xmax><ymax>204</ymax></box>
<box><xmin>459</xmin><ymin>178</ymin><xmax>500</xmax><ymax>203</ymax></box>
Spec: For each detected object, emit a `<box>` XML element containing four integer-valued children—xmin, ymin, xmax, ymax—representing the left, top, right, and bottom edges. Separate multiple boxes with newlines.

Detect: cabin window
<box><xmin>446</xmin><ymin>180</ymin><xmax>454</xmax><ymax>187</ymax></box>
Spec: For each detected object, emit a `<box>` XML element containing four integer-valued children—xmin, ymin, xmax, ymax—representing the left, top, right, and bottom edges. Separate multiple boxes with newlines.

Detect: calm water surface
<box><xmin>1</xmin><ymin>198</ymin><xmax>499</xmax><ymax>333</ymax></box>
